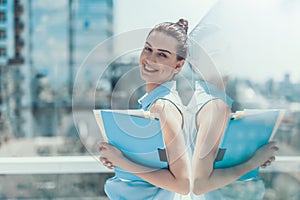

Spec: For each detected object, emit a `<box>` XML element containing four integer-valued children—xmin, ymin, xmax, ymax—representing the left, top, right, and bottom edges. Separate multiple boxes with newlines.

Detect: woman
<box><xmin>188</xmin><ymin>76</ymin><xmax>279</xmax><ymax>200</ymax></box>
<box><xmin>99</xmin><ymin>19</ymin><xmax>190</xmax><ymax>199</ymax></box>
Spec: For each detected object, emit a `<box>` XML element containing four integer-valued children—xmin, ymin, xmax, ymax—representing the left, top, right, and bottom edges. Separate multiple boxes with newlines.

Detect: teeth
<box><xmin>144</xmin><ymin>64</ymin><xmax>158</xmax><ymax>72</ymax></box>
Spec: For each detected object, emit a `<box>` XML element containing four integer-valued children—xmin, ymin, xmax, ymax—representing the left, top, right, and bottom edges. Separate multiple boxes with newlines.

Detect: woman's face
<box><xmin>140</xmin><ymin>31</ymin><xmax>184</xmax><ymax>84</ymax></box>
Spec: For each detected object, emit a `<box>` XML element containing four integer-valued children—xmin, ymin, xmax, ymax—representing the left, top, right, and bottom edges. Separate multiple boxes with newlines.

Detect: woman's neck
<box><xmin>146</xmin><ymin>83</ymin><xmax>160</xmax><ymax>93</ymax></box>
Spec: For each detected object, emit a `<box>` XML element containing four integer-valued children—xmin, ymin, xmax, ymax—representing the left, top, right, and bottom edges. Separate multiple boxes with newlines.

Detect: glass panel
<box><xmin>0</xmin><ymin>0</ymin><xmax>299</xmax><ymax>199</ymax></box>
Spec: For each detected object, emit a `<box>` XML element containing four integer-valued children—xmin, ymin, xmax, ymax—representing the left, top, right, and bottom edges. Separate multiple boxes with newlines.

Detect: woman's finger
<box><xmin>100</xmin><ymin>157</ymin><xmax>111</xmax><ymax>165</ymax></box>
<box><xmin>99</xmin><ymin>157</ymin><xmax>107</xmax><ymax>164</ymax></box>
<box><xmin>99</xmin><ymin>142</ymin><xmax>113</xmax><ymax>154</ymax></box>
<box><xmin>261</xmin><ymin>164</ymin><xmax>267</xmax><ymax>168</ymax></box>
<box><xmin>98</xmin><ymin>142</ymin><xmax>108</xmax><ymax>152</ymax></box>
<box><xmin>261</xmin><ymin>159</ymin><xmax>272</xmax><ymax>168</ymax></box>
<box><xmin>269</xmin><ymin>156</ymin><xmax>276</xmax><ymax>162</ymax></box>
<box><xmin>265</xmin><ymin>160</ymin><xmax>271</xmax><ymax>166</ymax></box>
<box><xmin>99</xmin><ymin>157</ymin><xmax>114</xmax><ymax>169</ymax></box>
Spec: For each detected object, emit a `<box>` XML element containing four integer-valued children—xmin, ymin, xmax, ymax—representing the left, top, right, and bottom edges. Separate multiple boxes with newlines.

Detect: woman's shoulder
<box><xmin>150</xmin><ymin>99</ymin><xmax>182</xmax><ymax>125</ymax></box>
<box><xmin>199</xmin><ymin>98</ymin><xmax>231</xmax><ymax>118</ymax></box>
<box><xmin>150</xmin><ymin>99</ymin><xmax>181</xmax><ymax>115</ymax></box>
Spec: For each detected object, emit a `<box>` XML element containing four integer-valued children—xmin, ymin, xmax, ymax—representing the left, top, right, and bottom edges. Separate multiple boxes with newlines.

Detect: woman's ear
<box><xmin>174</xmin><ymin>60</ymin><xmax>185</xmax><ymax>74</ymax></box>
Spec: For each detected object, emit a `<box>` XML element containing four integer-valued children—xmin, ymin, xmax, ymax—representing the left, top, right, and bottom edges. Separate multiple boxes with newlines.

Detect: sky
<box><xmin>114</xmin><ymin>0</ymin><xmax>300</xmax><ymax>83</ymax></box>
<box><xmin>27</xmin><ymin>0</ymin><xmax>300</xmax><ymax>85</ymax></box>
<box><xmin>30</xmin><ymin>0</ymin><xmax>109</xmax><ymax>86</ymax></box>
<box><xmin>113</xmin><ymin>0</ymin><xmax>217</xmax><ymax>34</ymax></box>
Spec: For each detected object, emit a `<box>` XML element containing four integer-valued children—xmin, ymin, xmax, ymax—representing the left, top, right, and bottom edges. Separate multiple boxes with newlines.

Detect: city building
<box><xmin>0</xmin><ymin>0</ymin><xmax>28</xmax><ymax>138</ymax></box>
<box><xmin>29</xmin><ymin>0</ymin><xmax>113</xmax><ymax>137</ymax></box>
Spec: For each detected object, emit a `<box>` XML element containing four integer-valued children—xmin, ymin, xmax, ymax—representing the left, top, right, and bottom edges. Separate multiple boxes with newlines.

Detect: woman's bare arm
<box><xmin>100</xmin><ymin>99</ymin><xmax>190</xmax><ymax>195</ymax></box>
<box><xmin>192</xmin><ymin>99</ymin><xmax>278</xmax><ymax>195</ymax></box>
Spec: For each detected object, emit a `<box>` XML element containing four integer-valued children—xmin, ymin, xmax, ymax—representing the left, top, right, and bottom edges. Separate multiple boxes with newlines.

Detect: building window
<box><xmin>0</xmin><ymin>12</ymin><xmax>6</xmax><ymax>22</ymax></box>
<box><xmin>0</xmin><ymin>47</ymin><xmax>6</xmax><ymax>57</ymax></box>
<box><xmin>0</xmin><ymin>30</ymin><xmax>6</xmax><ymax>39</ymax></box>
<box><xmin>0</xmin><ymin>0</ymin><xmax>7</xmax><ymax>5</ymax></box>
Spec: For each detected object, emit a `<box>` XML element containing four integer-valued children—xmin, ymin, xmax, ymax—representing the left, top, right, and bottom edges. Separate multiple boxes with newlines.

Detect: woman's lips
<box><xmin>144</xmin><ymin>64</ymin><xmax>159</xmax><ymax>72</ymax></box>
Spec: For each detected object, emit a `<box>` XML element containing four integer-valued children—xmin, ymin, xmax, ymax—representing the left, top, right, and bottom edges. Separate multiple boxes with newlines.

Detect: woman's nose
<box><xmin>146</xmin><ymin>54</ymin><xmax>156</xmax><ymax>64</ymax></box>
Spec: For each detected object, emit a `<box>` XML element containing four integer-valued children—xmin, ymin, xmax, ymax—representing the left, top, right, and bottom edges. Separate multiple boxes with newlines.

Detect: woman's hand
<box><xmin>250</xmin><ymin>141</ymin><xmax>279</xmax><ymax>168</ymax></box>
<box><xmin>98</xmin><ymin>142</ymin><xmax>124</xmax><ymax>169</ymax></box>
<box><xmin>99</xmin><ymin>157</ymin><xmax>114</xmax><ymax>169</ymax></box>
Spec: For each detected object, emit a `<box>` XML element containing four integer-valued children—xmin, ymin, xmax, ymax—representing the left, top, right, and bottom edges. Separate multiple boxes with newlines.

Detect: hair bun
<box><xmin>176</xmin><ymin>18</ymin><xmax>188</xmax><ymax>33</ymax></box>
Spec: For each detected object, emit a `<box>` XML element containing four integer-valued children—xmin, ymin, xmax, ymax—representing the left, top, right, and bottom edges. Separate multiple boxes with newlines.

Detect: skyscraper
<box><xmin>0</xmin><ymin>0</ymin><xmax>27</xmax><ymax>138</ymax></box>
<box><xmin>29</xmin><ymin>0</ymin><xmax>113</xmax><ymax>137</ymax></box>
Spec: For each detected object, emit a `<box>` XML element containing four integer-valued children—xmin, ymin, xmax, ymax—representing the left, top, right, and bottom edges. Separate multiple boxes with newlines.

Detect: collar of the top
<box><xmin>138</xmin><ymin>81</ymin><xmax>176</xmax><ymax>111</ymax></box>
<box><xmin>196</xmin><ymin>80</ymin><xmax>233</xmax><ymax>108</ymax></box>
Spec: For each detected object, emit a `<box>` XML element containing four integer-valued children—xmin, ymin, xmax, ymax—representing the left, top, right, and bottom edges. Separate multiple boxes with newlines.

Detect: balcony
<box><xmin>0</xmin><ymin>156</ymin><xmax>299</xmax><ymax>199</ymax></box>
<box><xmin>14</xmin><ymin>39</ymin><xmax>24</xmax><ymax>52</ymax></box>
<box><xmin>0</xmin><ymin>156</ymin><xmax>113</xmax><ymax>199</ymax></box>
<box><xmin>14</xmin><ymin>4</ymin><xmax>23</xmax><ymax>17</ymax></box>
<box><xmin>14</xmin><ymin>21</ymin><xmax>24</xmax><ymax>33</ymax></box>
<box><xmin>1</xmin><ymin>156</ymin><xmax>299</xmax><ymax>174</ymax></box>
<box><xmin>8</xmin><ymin>56</ymin><xmax>24</xmax><ymax>65</ymax></box>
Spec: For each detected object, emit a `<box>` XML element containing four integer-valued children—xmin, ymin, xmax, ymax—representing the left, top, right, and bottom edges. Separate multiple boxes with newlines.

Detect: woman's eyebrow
<box><xmin>157</xmin><ymin>49</ymin><xmax>171</xmax><ymax>55</ymax></box>
<box><xmin>145</xmin><ymin>42</ymin><xmax>172</xmax><ymax>55</ymax></box>
<box><xmin>145</xmin><ymin>42</ymin><xmax>152</xmax><ymax>47</ymax></box>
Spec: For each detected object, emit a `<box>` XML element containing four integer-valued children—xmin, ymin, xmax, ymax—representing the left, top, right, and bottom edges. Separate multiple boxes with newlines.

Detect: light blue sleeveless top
<box><xmin>104</xmin><ymin>81</ymin><xmax>183</xmax><ymax>200</ymax></box>
<box><xmin>187</xmin><ymin>81</ymin><xmax>265</xmax><ymax>200</ymax></box>
<box><xmin>186</xmin><ymin>81</ymin><xmax>233</xmax><ymax>154</ymax></box>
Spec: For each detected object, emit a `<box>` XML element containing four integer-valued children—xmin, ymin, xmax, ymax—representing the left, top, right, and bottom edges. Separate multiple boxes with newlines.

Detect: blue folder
<box><xmin>214</xmin><ymin>109</ymin><xmax>283</xmax><ymax>180</ymax></box>
<box><xmin>93</xmin><ymin>109</ymin><xmax>168</xmax><ymax>181</ymax></box>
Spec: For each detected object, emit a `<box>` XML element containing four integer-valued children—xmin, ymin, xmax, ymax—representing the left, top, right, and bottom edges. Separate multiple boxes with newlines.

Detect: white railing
<box><xmin>0</xmin><ymin>156</ymin><xmax>112</xmax><ymax>174</ymax></box>
<box><xmin>0</xmin><ymin>156</ymin><xmax>299</xmax><ymax>174</ymax></box>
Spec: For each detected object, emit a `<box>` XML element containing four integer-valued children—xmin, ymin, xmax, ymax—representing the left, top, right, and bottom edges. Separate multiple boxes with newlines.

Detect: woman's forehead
<box><xmin>146</xmin><ymin>31</ymin><xmax>178</xmax><ymax>53</ymax></box>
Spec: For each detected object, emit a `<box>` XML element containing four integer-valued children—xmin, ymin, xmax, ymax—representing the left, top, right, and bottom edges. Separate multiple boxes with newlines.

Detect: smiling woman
<box><xmin>98</xmin><ymin>19</ymin><xmax>190</xmax><ymax>200</ymax></box>
<box><xmin>139</xmin><ymin>31</ymin><xmax>185</xmax><ymax>92</ymax></box>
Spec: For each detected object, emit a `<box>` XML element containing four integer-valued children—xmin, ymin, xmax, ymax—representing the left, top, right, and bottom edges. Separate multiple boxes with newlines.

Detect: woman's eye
<box><xmin>159</xmin><ymin>53</ymin><xmax>167</xmax><ymax>58</ymax></box>
<box><xmin>144</xmin><ymin>46</ymin><xmax>152</xmax><ymax>52</ymax></box>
